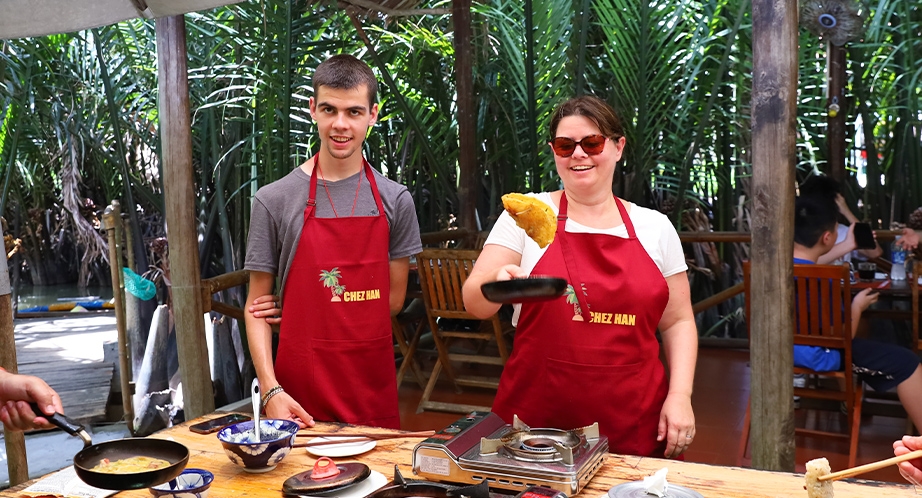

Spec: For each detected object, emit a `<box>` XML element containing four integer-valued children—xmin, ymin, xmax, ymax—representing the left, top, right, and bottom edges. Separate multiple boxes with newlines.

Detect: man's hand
<box><xmin>264</xmin><ymin>391</ymin><xmax>314</xmax><ymax>429</ymax></box>
<box><xmin>0</xmin><ymin>372</ymin><xmax>64</xmax><ymax>431</ymax></box>
<box><xmin>249</xmin><ymin>294</ymin><xmax>282</xmax><ymax>325</ymax></box>
<box><xmin>897</xmin><ymin>228</ymin><xmax>920</xmax><ymax>251</ymax></box>
<box><xmin>894</xmin><ymin>435</ymin><xmax>922</xmax><ymax>485</ymax></box>
<box><xmin>852</xmin><ymin>288</ymin><xmax>879</xmax><ymax>314</ymax></box>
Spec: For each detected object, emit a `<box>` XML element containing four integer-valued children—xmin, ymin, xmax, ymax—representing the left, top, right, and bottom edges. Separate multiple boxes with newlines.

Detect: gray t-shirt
<box><xmin>245</xmin><ymin>166</ymin><xmax>422</xmax><ymax>295</ymax></box>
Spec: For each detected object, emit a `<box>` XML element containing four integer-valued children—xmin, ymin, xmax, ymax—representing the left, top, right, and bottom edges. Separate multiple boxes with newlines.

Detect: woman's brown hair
<box><xmin>549</xmin><ymin>95</ymin><xmax>624</xmax><ymax>140</ymax></box>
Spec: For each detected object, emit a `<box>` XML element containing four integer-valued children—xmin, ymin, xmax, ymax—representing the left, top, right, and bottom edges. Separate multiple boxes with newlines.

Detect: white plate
<box><xmin>304</xmin><ymin>436</ymin><xmax>377</xmax><ymax>457</ymax></box>
<box><xmin>296</xmin><ymin>470</ymin><xmax>387</xmax><ymax>498</ymax></box>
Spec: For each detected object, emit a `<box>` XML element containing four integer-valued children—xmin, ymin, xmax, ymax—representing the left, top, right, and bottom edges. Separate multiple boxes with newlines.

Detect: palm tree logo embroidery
<box><xmin>319</xmin><ymin>268</ymin><xmax>346</xmax><ymax>302</ymax></box>
<box><xmin>564</xmin><ymin>284</ymin><xmax>584</xmax><ymax>321</ymax></box>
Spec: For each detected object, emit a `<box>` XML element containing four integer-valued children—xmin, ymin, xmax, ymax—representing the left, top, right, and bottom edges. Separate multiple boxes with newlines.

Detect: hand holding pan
<box><xmin>481</xmin><ymin>276</ymin><xmax>567</xmax><ymax>303</ymax></box>
<box><xmin>31</xmin><ymin>403</ymin><xmax>189</xmax><ymax>490</ymax></box>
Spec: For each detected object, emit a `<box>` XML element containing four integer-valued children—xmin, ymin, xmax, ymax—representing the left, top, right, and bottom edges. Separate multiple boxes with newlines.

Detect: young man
<box><xmin>244</xmin><ymin>55</ymin><xmax>421</xmax><ymax>429</ymax></box>
<box><xmin>793</xmin><ymin>196</ymin><xmax>922</xmax><ymax>430</ymax></box>
<box><xmin>798</xmin><ymin>174</ymin><xmax>882</xmax><ymax>264</ymax></box>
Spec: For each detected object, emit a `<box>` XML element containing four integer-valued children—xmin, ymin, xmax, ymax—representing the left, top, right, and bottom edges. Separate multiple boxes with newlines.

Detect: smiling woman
<box><xmin>462</xmin><ymin>95</ymin><xmax>698</xmax><ymax>461</ymax></box>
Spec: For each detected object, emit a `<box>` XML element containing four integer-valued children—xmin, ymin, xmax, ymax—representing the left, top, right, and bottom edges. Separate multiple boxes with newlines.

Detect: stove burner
<box><xmin>520</xmin><ymin>437</ymin><xmax>559</xmax><ymax>453</ymax></box>
<box><xmin>481</xmin><ymin>416</ymin><xmax>596</xmax><ymax>465</ymax></box>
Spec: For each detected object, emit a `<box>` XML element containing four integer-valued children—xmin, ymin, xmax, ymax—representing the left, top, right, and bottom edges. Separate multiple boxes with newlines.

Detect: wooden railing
<box><xmin>201</xmin><ymin>270</ymin><xmax>249</xmax><ymax>320</ymax></box>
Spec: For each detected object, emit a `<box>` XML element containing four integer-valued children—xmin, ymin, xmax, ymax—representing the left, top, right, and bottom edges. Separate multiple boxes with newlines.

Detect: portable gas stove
<box><xmin>412</xmin><ymin>412</ymin><xmax>608</xmax><ymax>496</ymax></box>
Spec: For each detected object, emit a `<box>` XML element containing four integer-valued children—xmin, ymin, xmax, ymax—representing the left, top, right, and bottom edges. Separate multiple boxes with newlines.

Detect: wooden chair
<box><xmin>738</xmin><ymin>261</ymin><xmax>863</xmax><ymax>468</ymax></box>
<box><xmin>415</xmin><ymin>248</ymin><xmax>513</xmax><ymax>413</ymax></box>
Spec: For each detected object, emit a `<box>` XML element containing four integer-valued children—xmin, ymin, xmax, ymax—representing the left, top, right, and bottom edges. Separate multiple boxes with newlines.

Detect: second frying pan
<box><xmin>33</xmin><ymin>404</ymin><xmax>189</xmax><ymax>490</ymax></box>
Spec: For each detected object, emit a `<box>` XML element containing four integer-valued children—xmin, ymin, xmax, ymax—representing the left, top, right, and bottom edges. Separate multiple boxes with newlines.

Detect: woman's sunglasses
<box><xmin>549</xmin><ymin>134</ymin><xmax>608</xmax><ymax>157</ymax></box>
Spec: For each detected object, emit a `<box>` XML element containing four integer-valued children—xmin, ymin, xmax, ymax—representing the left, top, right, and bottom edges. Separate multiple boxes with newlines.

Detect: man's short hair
<box><xmin>794</xmin><ymin>195</ymin><xmax>838</xmax><ymax>248</ymax></box>
<box><xmin>799</xmin><ymin>174</ymin><xmax>840</xmax><ymax>204</ymax></box>
<box><xmin>312</xmin><ymin>54</ymin><xmax>378</xmax><ymax>108</ymax></box>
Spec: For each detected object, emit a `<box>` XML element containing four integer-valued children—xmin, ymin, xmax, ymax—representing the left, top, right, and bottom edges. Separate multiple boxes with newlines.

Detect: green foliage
<box><xmin>0</xmin><ymin>0</ymin><xmax>920</xmax><ymax>303</ymax></box>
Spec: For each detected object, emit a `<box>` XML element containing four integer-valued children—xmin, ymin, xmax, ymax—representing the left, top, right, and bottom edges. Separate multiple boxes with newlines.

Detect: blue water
<box><xmin>14</xmin><ymin>284</ymin><xmax>113</xmax><ymax>309</ymax></box>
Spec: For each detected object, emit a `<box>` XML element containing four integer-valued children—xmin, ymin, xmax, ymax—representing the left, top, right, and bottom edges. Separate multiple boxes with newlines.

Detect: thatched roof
<box><xmin>0</xmin><ymin>0</ymin><xmax>244</xmax><ymax>39</ymax></box>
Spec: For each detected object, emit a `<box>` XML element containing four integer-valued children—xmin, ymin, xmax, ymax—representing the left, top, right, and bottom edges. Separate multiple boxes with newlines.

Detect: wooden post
<box><xmin>454</xmin><ymin>0</ymin><xmax>477</xmax><ymax>234</ymax></box>
<box><xmin>827</xmin><ymin>42</ymin><xmax>846</xmax><ymax>181</ymax></box>
<box><xmin>156</xmin><ymin>15</ymin><xmax>214</xmax><ymax>419</ymax></box>
<box><xmin>0</xmin><ymin>222</ymin><xmax>27</xmax><ymax>485</ymax></box>
<box><xmin>103</xmin><ymin>202</ymin><xmax>135</xmax><ymax>434</ymax></box>
<box><xmin>750</xmin><ymin>0</ymin><xmax>798</xmax><ymax>472</ymax></box>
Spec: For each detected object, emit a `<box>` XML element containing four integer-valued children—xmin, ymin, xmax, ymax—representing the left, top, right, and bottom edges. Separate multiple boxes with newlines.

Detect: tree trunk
<box><xmin>749</xmin><ymin>0</ymin><xmax>798</xmax><ymax>472</ymax></box>
<box><xmin>156</xmin><ymin>15</ymin><xmax>214</xmax><ymax>420</ymax></box>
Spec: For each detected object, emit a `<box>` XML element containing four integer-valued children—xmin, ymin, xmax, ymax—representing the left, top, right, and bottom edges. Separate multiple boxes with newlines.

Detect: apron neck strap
<box><xmin>306</xmin><ymin>156</ymin><xmax>384</xmax><ymax>218</ymax></box>
<box><xmin>556</xmin><ymin>191</ymin><xmax>635</xmax><ymax>320</ymax></box>
<box><xmin>557</xmin><ymin>192</ymin><xmax>590</xmax><ymax>320</ymax></box>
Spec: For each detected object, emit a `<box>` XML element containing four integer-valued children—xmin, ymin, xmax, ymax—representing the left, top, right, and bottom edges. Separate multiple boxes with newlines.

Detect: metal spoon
<box><xmin>251</xmin><ymin>378</ymin><xmax>261</xmax><ymax>443</ymax></box>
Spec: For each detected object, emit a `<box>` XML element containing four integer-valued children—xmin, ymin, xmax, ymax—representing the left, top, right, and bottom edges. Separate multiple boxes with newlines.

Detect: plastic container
<box><xmin>891</xmin><ymin>238</ymin><xmax>907</xmax><ymax>280</ymax></box>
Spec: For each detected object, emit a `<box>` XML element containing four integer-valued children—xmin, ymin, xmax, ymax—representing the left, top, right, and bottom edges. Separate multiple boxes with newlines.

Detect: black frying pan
<box><xmin>480</xmin><ymin>276</ymin><xmax>568</xmax><ymax>303</ymax></box>
<box><xmin>32</xmin><ymin>403</ymin><xmax>189</xmax><ymax>490</ymax></box>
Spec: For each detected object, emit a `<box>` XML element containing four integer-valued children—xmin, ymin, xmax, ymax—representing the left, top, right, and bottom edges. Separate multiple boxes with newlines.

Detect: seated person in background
<box><xmin>0</xmin><ymin>368</ymin><xmax>63</xmax><ymax>431</ymax></box>
<box><xmin>793</xmin><ymin>196</ymin><xmax>922</xmax><ymax>430</ymax></box>
<box><xmin>799</xmin><ymin>174</ymin><xmax>882</xmax><ymax>264</ymax></box>
<box><xmin>894</xmin><ymin>435</ymin><xmax>922</xmax><ymax>485</ymax></box>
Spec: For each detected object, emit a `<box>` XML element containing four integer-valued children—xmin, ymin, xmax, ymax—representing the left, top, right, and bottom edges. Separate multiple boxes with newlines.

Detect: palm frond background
<box><xmin>0</xmin><ymin>0</ymin><xmax>920</xmax><ymax>338</ymax></box>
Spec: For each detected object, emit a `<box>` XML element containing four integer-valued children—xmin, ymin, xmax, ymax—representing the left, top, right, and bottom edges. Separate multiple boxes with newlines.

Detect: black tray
<box><xmin>480</xmin><ymin>276</ymin><xmax>567</xmax><ymax>303</ymax></box>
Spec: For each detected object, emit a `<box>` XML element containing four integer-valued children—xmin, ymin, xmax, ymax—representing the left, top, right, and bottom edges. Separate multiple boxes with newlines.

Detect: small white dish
<box><xmin>304</xmin><ymin>436</ymin><xmax>377</xmax><ymax>457</ymax></box>
<box><xmin>296</xmin><ymin>470</ymin><xmax>387</xmax><ymax>498</ymax></box>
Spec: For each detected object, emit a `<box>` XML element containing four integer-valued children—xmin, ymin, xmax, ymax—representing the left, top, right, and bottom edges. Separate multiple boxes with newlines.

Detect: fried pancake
<box><xmin>501</xmin><ymin>193</ymin><xmax>557</xmax><ymax>248</ymax></box>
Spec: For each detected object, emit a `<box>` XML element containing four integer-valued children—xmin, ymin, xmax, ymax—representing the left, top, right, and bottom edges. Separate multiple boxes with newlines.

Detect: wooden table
<box><xmin>2</xmin><ymin>413</ymin><xmax>915</xmax><ymax>497</ymax></box>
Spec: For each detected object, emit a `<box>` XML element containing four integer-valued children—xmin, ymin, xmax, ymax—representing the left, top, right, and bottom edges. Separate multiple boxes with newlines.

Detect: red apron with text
<box><xmin>492</xmin><ymin>193</ymin><xmax>670</xmax><ymax>456</ymax></box>
<box><xmin>274</xmin><ymin>158</ymin><xmax>400</xmax><ymax>429</ymax></box>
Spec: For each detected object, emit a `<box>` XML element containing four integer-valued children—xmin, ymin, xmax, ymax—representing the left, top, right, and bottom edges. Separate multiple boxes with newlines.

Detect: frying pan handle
<box><xmin>29</xmin><ymin>402</ymin><xmax>91</xmax><ymax>446</ymax></box>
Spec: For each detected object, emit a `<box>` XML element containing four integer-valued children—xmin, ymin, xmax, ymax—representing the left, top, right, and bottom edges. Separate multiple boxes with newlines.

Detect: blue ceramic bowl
<box><xmin>216</xmin><ymin>419</ymin><xmax>298</xmax><ymax>473</ymax></box>
<box><xmin>148</xmin><ymin>468</ymin><xmax>214</xmax><ymax>498</ymax></box>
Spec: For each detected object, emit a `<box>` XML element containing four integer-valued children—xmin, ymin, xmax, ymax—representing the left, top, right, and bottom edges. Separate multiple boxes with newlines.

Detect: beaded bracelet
<box><xmin>261</xmin><ymin>385</ymin><xmax>284</xmax><ymax>408</ymax></box>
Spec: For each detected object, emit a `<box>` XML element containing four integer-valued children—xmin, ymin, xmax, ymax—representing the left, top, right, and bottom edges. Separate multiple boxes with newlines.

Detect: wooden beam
<box><xmin>827</xmin><ymin>42</ymin><xmax>847</xmax><ymax>181</ymax></box>
<box><xmin>0</xmin><ymin>227</ymin><xmax>27</xmax><ymax>484</ymax></box>
<box><xmin>156</xmin><ymin>15</ymin><xmax>214</xmax><ymax>419</ymax></box>
<box><xmin>750</xmin><ymin>0</ymin><xmax>798</xmax><ymax>472</ymax></box>
<box><xmin>454</xmin><ymin>0</ymin><xmax>477</xmax><ymax>234</ymax></box>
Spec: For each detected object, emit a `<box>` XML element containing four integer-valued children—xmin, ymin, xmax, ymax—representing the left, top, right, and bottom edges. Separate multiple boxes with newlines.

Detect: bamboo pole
<box><xmin>156</xmin><ymin>15</ymin><xmax>214</xmax><ymax>419</ymax></box>
<box><xmin>103</xmin><ymin>202</ymin><xmax>135</xmax><ymax>435</ymax></box>
<box><xmin>750</xmin><ymin>0</ymin><xmax>798</xmax><ymax>472</ymax></box>
<box><xmin>0</xmin><ymin>222</ymin><xmax>27</xmax><ymax>485</ymax></box>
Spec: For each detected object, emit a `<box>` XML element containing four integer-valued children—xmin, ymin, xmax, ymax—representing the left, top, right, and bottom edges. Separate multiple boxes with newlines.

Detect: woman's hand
<box><xmin>894</xmin><ymin>435</ymin><xmax>922</xmax><ymax>485</ymax></box>
<box><xmin>494</xmin><ymin>264</ymin><xmax>528</xmax><ymax>282</ymax></box>
<box><xmin>657</xmin><ymin>392</ymin><xmax>695</xmax><ymax>458</ymax></box>
<box><xmin>249</xmin><ymin>294</ymin><xmax>281</xmax><ymax>325</ymax></box>
<box><xmin>264</xmin><ymin>391</ymin><xmax>314</xmax><ymax>428</ymax></box>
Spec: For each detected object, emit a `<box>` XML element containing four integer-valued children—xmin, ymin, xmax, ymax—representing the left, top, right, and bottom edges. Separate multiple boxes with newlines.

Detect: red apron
<box><xmin>492</xmin><ymin>192</ymin><xmax>670</xmax><ymax>456</ymax></box>
<box><xmin>274</xmin><ymin>157</ymin><xmax>400</xmax><ymax>429</ymax></box>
